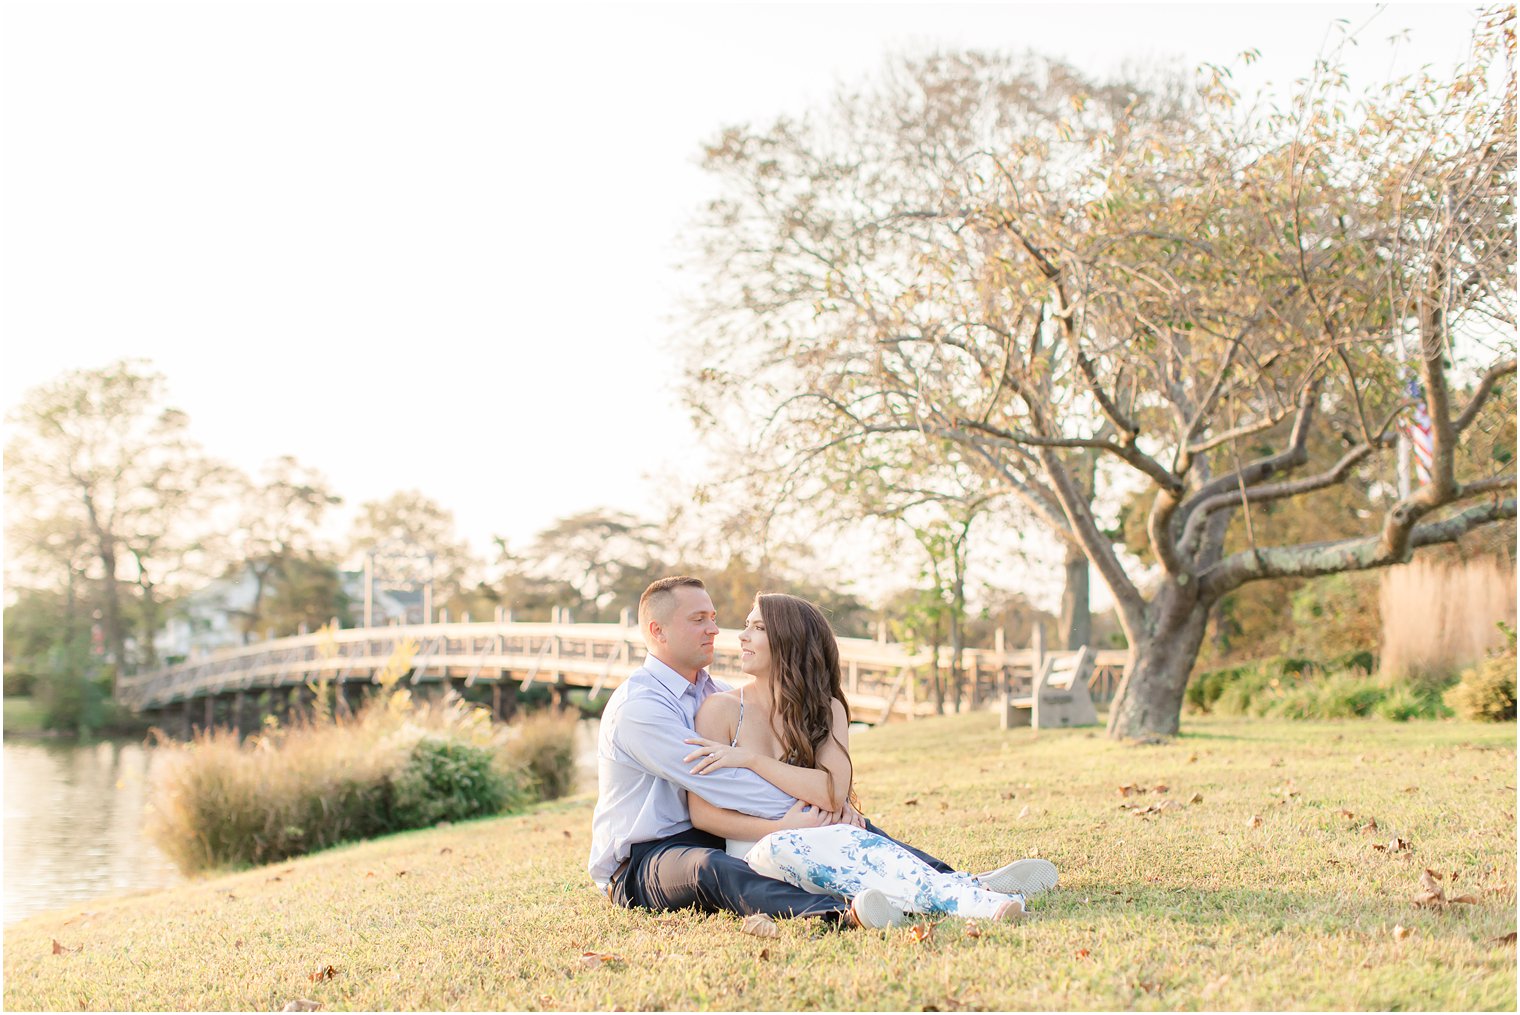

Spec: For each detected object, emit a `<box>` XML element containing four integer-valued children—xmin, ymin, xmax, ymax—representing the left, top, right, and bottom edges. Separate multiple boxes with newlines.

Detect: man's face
<box><xmin>652</xmin><ymin>585</ymin><xmax>719</xmax><ymax>678</ymax></box>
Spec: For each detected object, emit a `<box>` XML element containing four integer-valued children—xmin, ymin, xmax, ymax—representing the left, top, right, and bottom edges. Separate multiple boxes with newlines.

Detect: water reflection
<box><xmin>3</xmin><ymin>740</ymin><xmax>182</xmax><ymax>925</ymax></box>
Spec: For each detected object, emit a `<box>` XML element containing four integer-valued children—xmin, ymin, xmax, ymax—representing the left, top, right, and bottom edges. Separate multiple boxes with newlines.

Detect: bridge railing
<box><xmin>117</xmin><ymin>621</ymin><xmax>1126</xmax><ymax>721</ymax></box>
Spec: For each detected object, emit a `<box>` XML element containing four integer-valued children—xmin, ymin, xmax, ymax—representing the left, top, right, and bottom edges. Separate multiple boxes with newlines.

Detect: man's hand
<box><xmin>777</xmin><ymin>798</ymin><xmax>834</xmax><ymax>830</ymax></box>
<box><xmin>839</xmin><ymin>800</ymin><xmax>868</xmax><ymax>829</ymax></box>
<box><xmin>682</xmin><ymin>736</ymin><xmax>758</xmax><ymax>775</ymax></box>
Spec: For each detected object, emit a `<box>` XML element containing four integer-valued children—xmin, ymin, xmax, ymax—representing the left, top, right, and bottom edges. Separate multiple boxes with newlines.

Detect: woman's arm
<box><xmin>686</xmin><ymin>698</ymin><xmax>853</xmax><ymax>813</ymax></box>
<box><xmin>688</xmin><ymin>793</ymin><xmax>834</xmax><ymax>840</ymax></box>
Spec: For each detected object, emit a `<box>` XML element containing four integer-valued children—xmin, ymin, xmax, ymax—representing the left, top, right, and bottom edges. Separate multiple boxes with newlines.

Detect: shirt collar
<box><xmin>642</xmin><ymin>652</ymin><xmax>709</xmax><ymax>698</ymax></box>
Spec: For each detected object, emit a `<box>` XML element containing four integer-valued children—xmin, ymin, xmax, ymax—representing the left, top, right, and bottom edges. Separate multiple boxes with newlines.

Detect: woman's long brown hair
<box><xmin>755</xmin><ymin>592</ymin><xmax>858</xmax><ymax>809</ymax></box>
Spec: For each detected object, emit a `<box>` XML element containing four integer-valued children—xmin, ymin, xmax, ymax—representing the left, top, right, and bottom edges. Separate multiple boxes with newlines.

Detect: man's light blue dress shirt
<box><xmin>587</xmin><ymin>653</ymin><xmax>797</xmax><ymax>887</ymax></box>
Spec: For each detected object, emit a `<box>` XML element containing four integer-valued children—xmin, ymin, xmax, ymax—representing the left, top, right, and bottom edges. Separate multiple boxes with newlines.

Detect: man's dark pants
<box><xmin>608</xmin><ymin>822</ymin><xmax>955</xmax><ymax>919</ymax></box>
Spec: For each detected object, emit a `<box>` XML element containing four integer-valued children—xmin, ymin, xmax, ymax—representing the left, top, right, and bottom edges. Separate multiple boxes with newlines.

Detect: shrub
<box><xmin>391</xmin><ymin>736</ymin><xmax>520</xmax><ymax>828</ymax></box>
<box><xmin>35</xmin><ymin>644</ymin><xmax>114</xmax><ymax>735</ymax></box>
<box><xmin>505</xmin><ymin>709</ymin><xmax>580</xmax><ymax>801</ymax></box>
<box><xmin>1374</xmin><ymin>684</ymin><xmax>1446</xmax><ymax>722</ymax></box>
<box><xmin>1444</xmin><ymin>627</ymin><xmax>1518</xmax><ymax>721</ymax></box>
<box><xmin>1312</xmin><ymin>672</ymin><xmax>1384</xmax><ymax>718</ymax></box>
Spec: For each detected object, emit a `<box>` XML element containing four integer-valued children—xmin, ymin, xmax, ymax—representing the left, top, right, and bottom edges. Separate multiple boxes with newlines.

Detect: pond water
<box><xmin>3</xmin><ymin>722</ymin><xmax>606</xmax><ymax>926</ymax></box>
<box><xmin>3</xmin><ymin>739</ymin><xmax>183</xmax><ymax>925</ymax></box>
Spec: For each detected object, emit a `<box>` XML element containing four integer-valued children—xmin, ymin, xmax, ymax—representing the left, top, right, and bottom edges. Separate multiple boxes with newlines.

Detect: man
<box><xmin>587</xmin><ymin>575</ymin><xmax>1057</xmax><ymax>928</ymax></box>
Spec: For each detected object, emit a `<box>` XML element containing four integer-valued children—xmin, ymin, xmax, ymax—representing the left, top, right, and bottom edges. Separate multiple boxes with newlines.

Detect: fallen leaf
<box><xmin>904</xmin><ymin>798</ymin><xmax>919</xmax><ymax>807</ymax></box>
<box><xmin>1339</xmin><ymin>809</ymin><xmax>1356</xmax><ymax>820</ymax></box>
<box><xmin>364</xmin><ymin>871</ymin><xmax>375</xmax><ymax>878</ymax></box>
<box><xmin>758</xmin><ymin>948</ymin><xmax>770</xmax><ymax>961</ymax></box>
<box><xmin>1017</xmin><ymin>805</ymin><xmax>1032</xmax><ymax>819</ymax></box>
<box><xmin>1393</xmin><ymin>924</ymin><xmax>1414</xmax><ymax>941</ymax></box>
<box><xmin>938</xmin><ymin>801</ymin><xmax>949</xmax><ymax>811</ymax></box>
<box><xmin>1074</xmin><ymin>947</ymin><xmax>1092</xmax><ymax>960</ymax></box>
<box><xmin>1387</xmin><ymin>837</ymin><xmax>1414</xmax><ymax>853</ymax></box>
<box><xmin>1186</xmin><ymin>753</ymin><xmax>1198</xmax><ymax>763</ymax></box>
<box><xmin>439</xmin><ymin>847</ymin><xmax>452</xmax><ymax>855</ymax></box>
<box><xmin>579</xmin><ymin>951</ymin><xmax>623</xmax><ymax>969</ymax></box>
<box><xmin>1247</xmin><ymin>814</ymin><xmax>1263</xmax><ymax>829</ymax></box>
<box><xmin>1117</xmin><ymin>784</ymin><xmax>1140</xmax><ymax>797</ymax></box>
<box><xmin>1136</xmin><ymin>980</ymin><xmax>1161</xmax><ymax>993</ymax></box>
<box><xmin>1450</xmin><ymin>894</ymin><xmax>1480</xmax><ymax>904</ymax></box>
<box><xmin>267</xmin><ymin>876</ymin><xmax>282</xmax><ymax>883</ymax></box>
<box><xmin>741</xmin><ymin>914</ymin><xmax>779</xmax><ymax>939</ymax></box>
<box><xmin>1491</xmin><ymin>931</ymin><xmax>1517</xmax><ymax>946</ymax></box>
<box><xmin>964</xmin><ymin>921</ymin><xmax>982</xmax><ymax>939</ymax></box>
<box><xmin>1401</xmin><ymin>786</ymin><xmax>1418</xmax><ymax>793</ymax></box>
<box><xmin>562</xmin><ymin>830</ymin><xmax>572</xmax><ymax>839</ymax></box>
<box><xmin>1188</xmin><ymin>792</ymin><xmax>1203</xmax><ymax>804</ymax></box>
<box><xmin>234</xmin><ymin>939</ymin><xmax>243</xmax><ymax>948</ymax></box>
<box><xmin>51</xmin><ymin>939</ymin><xmax>75</xmax><ymax>955</ymax></box>
<box><xmin>1372</xmin><ymin>843</ymin><xmax>1387</xmax><ymax>852</ymax></box>
<box><xmin>911</xmin><ymin>923</ymin><xmax>934</xmax><ymax>943</ymax></box>
<box><xmin>1152</xmin><ymin>784</ymin><xmax>1169</xmax><ymax>794</ymax></box>
<box><xmin>395</xmin><ymin>870</ymin><xmax>408</xmax><ymax>878</ymax></box>
<box><xmin>307</xmin><ymin>965</ymin><xmax>337</xmax><ymax>982</ymax></box>
<box><xmin>1000</xmin><ymin>791</ymin><xmax>1016</xmax><ymax>801</ymax></box>
<box><xmin>1362</xmin><ymin>818</ymin><xmax>1379</xmax><ymax>834</ymax></box>
<box><xmin>281</xmin><ymin>1001</ymin><xmax>322</xmax><ymax>1012</ymax></box>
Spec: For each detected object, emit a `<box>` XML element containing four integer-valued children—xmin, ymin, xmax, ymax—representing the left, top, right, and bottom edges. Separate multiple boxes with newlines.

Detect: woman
<box><xmin>682</xmin><ymin>592</ymin><xmax>1026</xmax><ymax>924</ymax></box>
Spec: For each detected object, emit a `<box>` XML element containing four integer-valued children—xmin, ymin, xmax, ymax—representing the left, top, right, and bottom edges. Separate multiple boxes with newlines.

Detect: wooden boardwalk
<box><xmin>117</xmin><ymin>620</ymin><xmax>1126</xmax><ymax>726</ymax></box>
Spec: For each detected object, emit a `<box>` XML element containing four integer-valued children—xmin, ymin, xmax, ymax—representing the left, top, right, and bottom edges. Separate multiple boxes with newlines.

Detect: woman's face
<box><xmin>738</xmin><ymin>604</ymin><xmax>772</xmax><ymax>678</ymax></box>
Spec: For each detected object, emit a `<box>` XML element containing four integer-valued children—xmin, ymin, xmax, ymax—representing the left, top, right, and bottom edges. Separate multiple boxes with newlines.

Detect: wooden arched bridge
<box><xmin>116</xmin><ymin>620</ymin><xmax>1126</xmax><ymax>737</ymax></box>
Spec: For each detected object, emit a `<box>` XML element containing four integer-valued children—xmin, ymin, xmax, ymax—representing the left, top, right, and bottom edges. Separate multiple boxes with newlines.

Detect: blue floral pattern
<box><xmin>743</xmin><ymin>825</ymin><xmax>1018</xmax><ymax>918</ymax></box>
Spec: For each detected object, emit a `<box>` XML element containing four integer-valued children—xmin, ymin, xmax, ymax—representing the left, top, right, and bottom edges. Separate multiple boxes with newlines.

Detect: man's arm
<box><xmin>613</xmin><ymin>694</ymin><xmax>797</xmax><ymax>819</ymax></box>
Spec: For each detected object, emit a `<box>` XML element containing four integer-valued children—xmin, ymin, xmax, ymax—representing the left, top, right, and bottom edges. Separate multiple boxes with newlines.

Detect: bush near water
<box><xmin>147</xmin><ymin>685</ymin><xmax>578</xmax><ymax>874</ymax></box>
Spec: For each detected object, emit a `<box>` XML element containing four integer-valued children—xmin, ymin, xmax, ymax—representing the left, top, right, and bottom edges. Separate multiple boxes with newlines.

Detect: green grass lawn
<box><xmin>2</xmin><ymin>695</ymin><xmax>46</xmax><ymax>734</ymax></box>
<box><xmin>5</xmin><ymin>714</ymin><xmax>1516</xmax><ymax>1011</ymax></box>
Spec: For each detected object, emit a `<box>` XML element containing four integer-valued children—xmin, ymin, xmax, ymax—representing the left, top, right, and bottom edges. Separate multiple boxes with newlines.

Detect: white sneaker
<box><xmin>846</xmin><ymin>887</ymin><xmax>909</xmax><ymax>929</ymax></box>
<box><xmin>975</xmin><ymin>858</ymin><xmax>1058</xmax><ymax>897</ymax></box>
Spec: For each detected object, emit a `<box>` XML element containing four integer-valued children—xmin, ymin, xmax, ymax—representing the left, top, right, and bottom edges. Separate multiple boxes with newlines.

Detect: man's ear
<box><xmin>645</xmin><ymin>619</ymin><xmax>664</xmax><ymax>646</ymax></box>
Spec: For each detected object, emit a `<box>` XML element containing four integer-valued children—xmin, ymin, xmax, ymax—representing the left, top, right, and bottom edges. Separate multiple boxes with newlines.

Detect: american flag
<box><xmin>1399</xmin><ymin>376</ymin><xmax>1434</xmax><ymax>486</ymax></box>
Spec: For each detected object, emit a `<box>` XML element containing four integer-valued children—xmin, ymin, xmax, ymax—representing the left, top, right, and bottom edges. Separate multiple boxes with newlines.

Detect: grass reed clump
<box><xmin>147</xmin><ymin>683</ymin><xmax>572</xmax><ymax>873</ymax></box>
<box><xmin>504</xmin><ymin>708</ymin><xmax>580</xmax><ymax>801</ymax></box>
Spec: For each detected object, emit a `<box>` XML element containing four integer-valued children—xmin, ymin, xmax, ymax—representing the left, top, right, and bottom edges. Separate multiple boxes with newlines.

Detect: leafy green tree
<box><xmin>4</xmin><ymin>360</ymin><xmax>225</xmax><ymax>683</ymax></box>
<box><xmin>230</xmin><ymin>456</ymin><xmax>342</xmax><ymax>641</ymax></box>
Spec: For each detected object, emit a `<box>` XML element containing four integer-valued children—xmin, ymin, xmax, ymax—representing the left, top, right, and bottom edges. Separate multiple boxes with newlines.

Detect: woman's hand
<box><xmin>839</xmin><ymin>801</ymin><xmax>867</xmax><ymax>829</ymax></box>
<box><xmin>683</xmin><ymin>737</ymin><xmax>758</xmax><ymax>775</ymax></box>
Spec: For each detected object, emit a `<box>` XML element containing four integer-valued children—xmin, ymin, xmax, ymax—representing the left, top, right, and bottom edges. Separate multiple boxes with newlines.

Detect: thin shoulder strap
<box><xmin>731</xmin><ymin>687</ymin><xmax>744</xmax><ymax>747</ymax></box>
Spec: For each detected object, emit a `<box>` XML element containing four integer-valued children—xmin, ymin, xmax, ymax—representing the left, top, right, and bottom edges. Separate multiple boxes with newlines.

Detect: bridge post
<box><xmin>204</xmin><ymin>694</ymin><xmax>215</xmax><ymax>732</ymax></box>
<box><xmin>620</xmin><ymin>607</ymin><xmax>634</xmax><ymax>628</ymax></box>
<box><xmin>232</xmin><ymin>691</ymin><xmax>247</xmax><ymax>738</ymax></box>
<box><xmin>181</xmin><ymin>698</ymin><xmax>194</xmax><ymax>740</ymax></box>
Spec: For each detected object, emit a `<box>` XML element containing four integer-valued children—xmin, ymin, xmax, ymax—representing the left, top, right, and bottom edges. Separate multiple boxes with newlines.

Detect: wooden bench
<box><xmin>999</xmin><ymin>646</ymin><xmax>1099</xmax><ymax>729</ymax></box>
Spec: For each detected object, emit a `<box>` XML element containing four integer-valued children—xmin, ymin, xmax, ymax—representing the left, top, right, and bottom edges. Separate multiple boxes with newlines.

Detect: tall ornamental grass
<box><xmin>148</xmin><ymin>677</ymin><xmax>577</xmax><ymax>873</ymax></box>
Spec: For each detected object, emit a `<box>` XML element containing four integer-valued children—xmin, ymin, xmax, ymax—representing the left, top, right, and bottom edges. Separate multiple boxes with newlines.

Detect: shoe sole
<box><xmin>851</xmin><ymin>888</ymin><xmax>908</xmax><ymax>929</ymax></box>
<box><xmin>979</xmin><ymin>858</ymin><xmax>1058</xmax><ymax>897</ymax></box>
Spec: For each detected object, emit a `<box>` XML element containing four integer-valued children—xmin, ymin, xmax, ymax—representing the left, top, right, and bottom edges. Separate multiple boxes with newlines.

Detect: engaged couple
<box><xmin>588</xmin><ymin>575</ymin><xmax>1058</xmax><ymax>929</ymax></box>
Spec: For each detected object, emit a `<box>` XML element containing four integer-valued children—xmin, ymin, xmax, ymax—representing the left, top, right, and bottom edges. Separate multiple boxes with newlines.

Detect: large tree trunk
<box><xmin>1106</xmin><ymin>585</ymin><xmax>1212</xmax><ymax>738</ymax></box>
<box><xmin>1058</xmin><ymin>545</ymin><xmax>1091</xmax><ymax>650</ymax></box>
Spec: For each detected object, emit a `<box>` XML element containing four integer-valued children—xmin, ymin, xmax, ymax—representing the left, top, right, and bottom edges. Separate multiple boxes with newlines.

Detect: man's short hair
<box><xmin>638</xmin><ymin>576</ymin><xmax>707</xmax><ymax>629</ymax></box>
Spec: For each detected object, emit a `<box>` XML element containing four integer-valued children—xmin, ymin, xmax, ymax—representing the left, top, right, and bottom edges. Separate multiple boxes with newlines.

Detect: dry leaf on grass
<box><xmin>1152</xmin><ymin>784</ymin><xmax>1169</xmax><ymax>794</ymax></box>
<box><xmin>1017</xmin><ymin>805</ymin><xmax>1033</xmax><ymax>819</ymax></box>
<box><xmin>1339</xmin><ymin>809</ymin><xmax>1356</xmax><ymax>820</ymax></box>
<box><xmin>1362</xmin><ymin>818</ymin><xmax>1379</xmax><ymax>834</ymax></box>
<box><xmin>1414</xmin><ymin>868</ymin><xmax>1479</xmax><ymax>908</ymax></box>
<box><xmin>1247</xmin><ymin>815</ymin><xmax>1263</xmax><ymax>829</ymax></box>
<box><xmin>1392</xmin><ymin>925</ymin><xmax>1414</xmax><ymax>941</ymax></box>
<box><xmin>280</xmin><ymin>1000</ymin><xmax>322</xmax><ymax>1012</ymax></box>
<box><xmin>579</xmin><ymin>952</ymin><xmax>624</xmax><ymax>969</ymax></box>
<box><xmin>1000</xmin><ymin>791</ymin><xmax>1016</xmax><ymax>801</ymax></box>
<box><xmin>1490</xmin><ymin>931</ymin><xmax>1516</xmax><ymax>946</ymax></box>
<box><xmin>51</xmin><ymin>939</ymin><xmax>77</xmax><ymax>956</ymax></box>
<box><xmin>904</xmin><ymin>798</ymin><xmax>919</xmax><ymax>806</ymax></box>
<box><xmin>1074</xmin><ymin>947</ymin><xmax>1092</xmax><ymax>960</ymax></box>
<box><xmin>911</xmin><ymin>923</ymin><xmax>934</xmax><ymax>943</ymax></box>
<box><xmin>1188</xmin><ymin>792</ymin><xmax>1203</xmax><ymax>804</ymax></box>
<box><xmin>757</xmin><ymin>948</ymin><xmax>770</xmax><ymax>961</ymax></box>
<box><xmin>307</xmin><ymin>965</ymin><xmax>337</xmax><ymax>982</ymax></box>
<box><xmin>741</xmin><ymin>914</ymin><xmax>779</xmax><ymax>939</ymax></box>
<box><xmin>964</xmin><ymin>921</ymin><xmax>982</xmax><ymax>939</ymax></box>
<box><xmin>439</xmin><ymin>847</ymin><xmax>452</xmax><ymax>855</ymax></box>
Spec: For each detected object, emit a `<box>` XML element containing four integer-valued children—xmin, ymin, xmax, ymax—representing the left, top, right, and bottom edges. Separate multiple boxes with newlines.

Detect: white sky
<box><xmin>0</xmin><ymin>1</ymin><xmax>1481</xmax><ymax>605</ymax></box>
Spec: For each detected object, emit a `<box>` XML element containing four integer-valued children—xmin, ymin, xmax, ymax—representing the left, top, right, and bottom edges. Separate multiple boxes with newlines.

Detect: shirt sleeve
<box><xmin>613</xmin><ymin>693</ymin><xmax>797</xmax><ymax>820</ymax></box>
